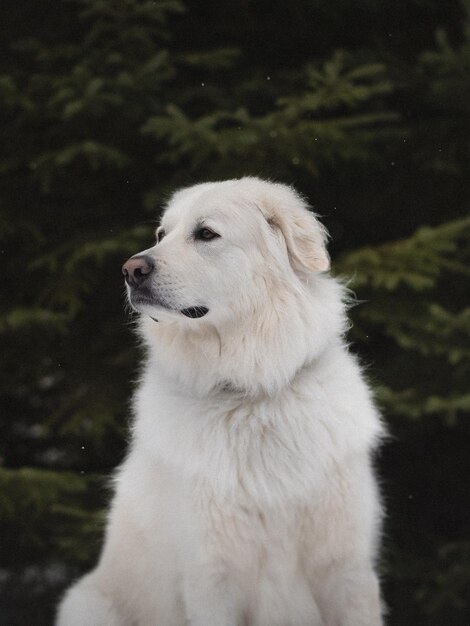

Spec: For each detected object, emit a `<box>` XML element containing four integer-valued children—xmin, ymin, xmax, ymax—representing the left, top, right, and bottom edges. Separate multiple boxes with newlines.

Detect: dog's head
<box><xmin>123</xmin><ymin>177</ymin><xmax>342</xmax><ymax>395</ymax></box>
<box><xmin>123</xmin><ymin>177</ymin><xmax>330</xmax><ymax>326</ymax></box>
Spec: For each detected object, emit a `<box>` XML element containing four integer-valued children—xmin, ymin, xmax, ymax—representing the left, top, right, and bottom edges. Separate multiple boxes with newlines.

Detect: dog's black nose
<box><xmin>122</xmin><ymin>255</ymin><xmax>155</xmax><ymax>287</ymax></box>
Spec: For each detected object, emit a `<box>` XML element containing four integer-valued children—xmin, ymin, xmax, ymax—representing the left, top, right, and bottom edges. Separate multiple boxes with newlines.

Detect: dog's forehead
<box><xmin>162</xmin><ymin>183</ymin><xmax>251</xmax><ymax>230</ymax></box>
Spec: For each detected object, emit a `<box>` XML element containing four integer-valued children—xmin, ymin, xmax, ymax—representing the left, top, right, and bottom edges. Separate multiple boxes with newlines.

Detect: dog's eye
<box><xmin>156</xmin><ymin>228</ymin><xmax>166</xmax><ymax>243</ymax></box>
<box><xmin>195</xmin><ymin>227</ymin><xmax>220</xmax><ymax>241</ymax></box>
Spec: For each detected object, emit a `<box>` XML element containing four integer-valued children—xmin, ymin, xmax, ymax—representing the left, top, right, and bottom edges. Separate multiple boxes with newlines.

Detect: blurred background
<box><xmin>1</xmin><ymin>0</ymin><xmax>469</xmax><ymax>624</ymax></box>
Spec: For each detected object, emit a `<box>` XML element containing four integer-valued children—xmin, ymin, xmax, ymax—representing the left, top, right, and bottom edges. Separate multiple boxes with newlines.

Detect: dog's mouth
<box><xmin>180</xmin><ymin>307</ymin><xmax>209</xmax><ymax>319</ymax></box>
<box><xmin>149</xmin><ymin>307</ymin><xmax>208</xmax><ymax>323</ymax></box>
<box><xmin>128</xmin><ymin>289</ymin><xmax>209</xmax><ymax>320</ymax></box>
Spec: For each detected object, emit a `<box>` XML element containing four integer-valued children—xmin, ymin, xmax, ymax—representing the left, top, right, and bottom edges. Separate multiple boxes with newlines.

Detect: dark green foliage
<box><xmin>0</xmin><ymin>0</ymin><xmax>469</xmax><ymax>623</ymax></box>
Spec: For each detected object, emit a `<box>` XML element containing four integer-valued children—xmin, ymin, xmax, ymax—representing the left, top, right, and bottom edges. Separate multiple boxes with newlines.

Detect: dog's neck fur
<box><xmin>139</xmin><ymin>274</ymin><xmax>347</xmax><ymax>399</ymax></box>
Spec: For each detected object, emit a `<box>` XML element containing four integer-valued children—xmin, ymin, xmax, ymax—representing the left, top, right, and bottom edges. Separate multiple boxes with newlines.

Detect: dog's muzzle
<box><xmin>122</xmin><ymin>256</ymin><xmax>209</xmax><ymax>320</ymax></box>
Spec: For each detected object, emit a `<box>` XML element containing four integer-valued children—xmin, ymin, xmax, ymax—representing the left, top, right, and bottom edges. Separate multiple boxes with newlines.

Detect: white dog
<box><xmin>57</xmin><ymin>177</ymin><xmax>384</xmax><ymax>625</ymax></box>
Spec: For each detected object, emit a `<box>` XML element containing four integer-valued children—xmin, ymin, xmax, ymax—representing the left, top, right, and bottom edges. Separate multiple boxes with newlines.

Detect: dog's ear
<box><xmin>267</xmin><ymin>202</ymin><xmax>330</xmax><ymax>274</ymax></box>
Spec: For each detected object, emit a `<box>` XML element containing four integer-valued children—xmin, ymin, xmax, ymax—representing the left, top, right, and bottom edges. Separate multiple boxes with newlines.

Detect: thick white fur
<box><xmin>57</xmin><ymin>177</ymin><xmax>384</xmax><ymax>625</ymax></box>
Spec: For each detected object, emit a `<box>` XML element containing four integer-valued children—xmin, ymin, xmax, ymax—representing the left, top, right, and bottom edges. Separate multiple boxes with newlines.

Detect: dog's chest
<box><xmin>179</xmin><ymin>483</ymin><xmax>326</xmax><ymax>624</ymax></box>
<box><xmin>186</xmin><ymin>480</ymin><xmax>308</xmax><ymax>574</ymax></box>
<box><xmin>188</xmin><ymin>395</ymin><xmax>338</xmax><ymax>502</ymax></box>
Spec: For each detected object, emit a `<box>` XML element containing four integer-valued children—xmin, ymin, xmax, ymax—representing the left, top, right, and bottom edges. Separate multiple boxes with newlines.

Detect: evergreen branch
<box><xmin>375</xmin><ymin>386</ymin><xmax>470</xmax><ymax>424</ymax></box>
<box><xmin>336</xmin><ymin>217</ymin><xmax>470</xmax><ymax>291</ymax></box>
<box><xmin>0</xmin><ymin>308</ymin><xmax>69</xmax><ymax>334</ymax></box>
